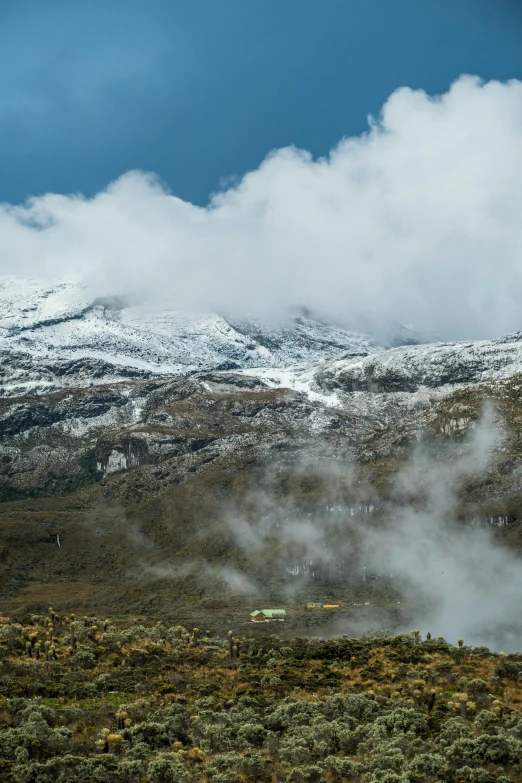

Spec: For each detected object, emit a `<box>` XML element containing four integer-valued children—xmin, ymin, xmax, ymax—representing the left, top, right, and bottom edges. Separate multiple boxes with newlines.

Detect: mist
<box><xmin>85</xmin><ymin>401</ymin><xmax>522</xmax><ymax>650</ymax></box>
<box><xmin>363</xmin><ymin>405</ymin><xmax>522</xmax><ymax>651</ymax></box>
<box><xmin>2</xmin><ymin>75</ymin><xmax>522</xmax><ymax>340</ymax></box>
<box><xmin>219</xmin><ymin>406</ymin><xmax>522</xmax><ymax>651</ymax></box>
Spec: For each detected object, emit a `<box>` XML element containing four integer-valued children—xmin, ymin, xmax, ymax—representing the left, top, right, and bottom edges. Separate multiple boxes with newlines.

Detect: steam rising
<box><xmin>3</xmin><ymin>75</ymin><xmax>522</xmax><ymax>339</ymax></box>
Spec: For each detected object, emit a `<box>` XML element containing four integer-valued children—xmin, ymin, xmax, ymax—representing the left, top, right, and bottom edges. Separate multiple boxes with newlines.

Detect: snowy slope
<box><xmin>313</xmin><ymin>333</ymin><xmax>522</xmax><ymax>394</ymax></box>
<box><xmin>0</xmin><ymin>278</ymin><xmax>381</xmax><ymax>396</ymax></box>
<box><xmin>234</xmin><ymin>329</ymin><xmax>522</xmax><ymax>412</ymax></box>
<box><xmin>5</xmin><ymin>277</ymin><xmax>522</xmax><ymax>405</ymax></box>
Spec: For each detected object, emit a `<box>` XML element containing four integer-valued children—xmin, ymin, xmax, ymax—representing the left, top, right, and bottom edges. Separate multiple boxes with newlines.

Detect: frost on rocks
<box><xmin>313</xmin><ymin>335</ymin><xmax>522</xmax><ymax>395</ymax></box>
<box><xmin>4</xmin><ymin>277</ymin><xmax>522</xmax><ymax>414</ymax></box>
<box><xmin>0</xmin><ymin>278</ymin><xmax>381</xmax><ymax>397</ymax></box>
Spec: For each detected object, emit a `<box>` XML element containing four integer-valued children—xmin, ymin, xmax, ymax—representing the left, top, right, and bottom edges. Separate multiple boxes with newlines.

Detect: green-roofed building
<box><xmin>250</xmin><ymin>609</ymin><xmax>286</xmax><ymax>622</ymax></box>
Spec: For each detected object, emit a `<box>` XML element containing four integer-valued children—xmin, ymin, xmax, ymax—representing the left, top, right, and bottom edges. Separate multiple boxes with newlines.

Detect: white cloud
<box><xmin>2</xmin><ymin>74</ymin><xmax>522</xmax><ymax>339</ymax></box>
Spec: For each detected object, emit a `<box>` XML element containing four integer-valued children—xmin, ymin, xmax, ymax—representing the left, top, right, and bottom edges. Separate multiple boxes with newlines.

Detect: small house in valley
<box><xmin>323</xmin><ymin>603</ymin><xmax>340</xmax><ymax>609</ymax></box>
<box><xmin>307</xmin><ymin>602</ymin><xmax>323</xmax><ymax>609</ymax></box>
<box><xmin>250</xmin><ymin>609</ymin><xmax>286</xmax><ymax>622</ymax></box>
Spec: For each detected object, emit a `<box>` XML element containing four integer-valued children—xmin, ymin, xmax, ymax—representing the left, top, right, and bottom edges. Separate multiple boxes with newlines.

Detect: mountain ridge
<box><xmin>0</xmin><ymin>278</ymin><xmax>383</xmax><ymax>397</ymax></box>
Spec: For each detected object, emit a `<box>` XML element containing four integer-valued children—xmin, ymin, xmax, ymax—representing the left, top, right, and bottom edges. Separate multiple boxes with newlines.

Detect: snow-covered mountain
<box><xmin>0</xmin><ymin>278</ymin><xmax>381</xmax><ymax>396</ymax></box>
<box><xmin>3</xmin><ymin>276</ymin><xmax>522</xmax><ymax>620</ymax></box>
<box><xmin>5</xmin><ymin>276</ymin><xmax>522</xmax><ymax>407</ymax></box>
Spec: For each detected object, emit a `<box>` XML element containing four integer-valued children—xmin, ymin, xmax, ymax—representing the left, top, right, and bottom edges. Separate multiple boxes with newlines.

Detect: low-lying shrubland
<box><xmin>1</xmin><ymin>614</ymin><xmax>522</xmax><ymax>782</ymax></box>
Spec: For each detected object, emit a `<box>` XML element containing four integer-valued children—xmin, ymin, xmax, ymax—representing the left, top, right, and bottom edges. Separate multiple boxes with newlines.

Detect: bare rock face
<box><xmin>0</xmin><ymin>375</ymin><xmax>324</xmax><ymax>499</ymax></box>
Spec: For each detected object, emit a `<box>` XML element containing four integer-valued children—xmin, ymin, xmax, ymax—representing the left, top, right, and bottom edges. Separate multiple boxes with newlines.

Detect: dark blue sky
<box><xmin>1</xmin><ymin>0</ymin><xmax>521</xmax><ymax>206</ymax></box>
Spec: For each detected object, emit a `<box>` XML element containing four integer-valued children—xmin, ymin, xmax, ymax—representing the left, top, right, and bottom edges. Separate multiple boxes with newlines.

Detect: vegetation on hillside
<box><xmin>1</xmin><ymin>614</ymin><xmax>522</xmax><ymax>782</ymax></box>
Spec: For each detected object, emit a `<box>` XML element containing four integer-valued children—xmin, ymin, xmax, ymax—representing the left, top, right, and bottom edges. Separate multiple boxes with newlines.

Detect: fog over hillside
<box><xmin>2</xmin><ymin>75</ymin><xmax>522</xmax><ymax>340</ymax></box>
<box><xmin>204</xmin><ymin>406</ymin><xmax>522</xmax><ymax>651</ymax></box>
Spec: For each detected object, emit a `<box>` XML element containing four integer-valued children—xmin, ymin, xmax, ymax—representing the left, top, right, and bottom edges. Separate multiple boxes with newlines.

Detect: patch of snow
<box><xmin>236</xmin><ymin>364</ymin><xmax>342</xmax><ymax>407</ymax></box>
<box><xmin>0</xmin><ymin>277</ymin><xmax>382</xmax><ymax>395</ymax></box>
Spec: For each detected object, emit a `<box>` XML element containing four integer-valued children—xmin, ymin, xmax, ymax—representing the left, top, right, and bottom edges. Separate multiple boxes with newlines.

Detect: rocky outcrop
<box><xmin>314</xmin><ymin>334</ymin><xmax>522</xmax><ymax>394</ymax></box>
<box><xmin>96</xmin><ymin>437</ymin><xmax>150</xmax><ymax>479</ymax></box>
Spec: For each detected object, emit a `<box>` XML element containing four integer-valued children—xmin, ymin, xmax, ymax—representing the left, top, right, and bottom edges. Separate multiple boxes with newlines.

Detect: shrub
<box><xmin>278</xmin><ymin>736</ymin><xmax>312</xmax><ymax>765</ymax></box>
<box><xmin>127</xmin><ymin>647</ymin><xmax>150</xmax><ymax>666</ymax></box>
<box><xmin>118</xmin><ymin>759</ymin><xmax>145</xmax><ymax>782</ymax></box>
<box><xmin>474</xmin><ymin>710</ymin><xmax>498</xmax><ymax>732</ymax></box>
<box><xmin>14</xmin><ymin>755</ymin><xmax>119</xmax><ymax>783</ymax></box>
<box><xmin>209</xmin><ymin>774</ymin><xmax>239</xmax><ymax>783</ymax></box>
<box><xmin>19</xmin><ymin>704</ymin><xmax>57</xmax><ymax>727</ymax></box>
<box><xmin>374</xmin><ymin>708</ymin><xmax>428</xmax><ymax>736</ymax></box>
<box><xmin>260</xmin><ymin>674</ymin><xmax>282</xmax><ymax>687</ymax></box>
<box><xmin>443</xmin><ymin>733</ymin><xmax>521</xmax><ymax>769</ymax></box>
<box><xmin>74</xmin><ymin>647</ymin><xmax>96</xmax><ymax>669</ymax></box>
<box><xmin>286</xmin><ymin>765</ymin><xmax>324</xmax><ymax>783</ymax></box>
<box><xmin>364</xmin><ymin>772</ymin><xmax>411</xmax><ymax>783</ymax></box>
<box><xmin>453</xmin><ymin>768</ymin><xmax>497</xmax><ymax>783</ymax></box>
<box><xmin>444</xmin><ymin>737</ymin><xmax>480</xmax><ymax>767</ymax></box>
<box><xmin>437</xmin><ymin>717</ymin><xmax>471</xmax><ymax>747</ymax></box>
<box><xmin>343</xmin><ymin>694</ymin><xmax>381</xmax><ymax>722</ymax></box>
<box><xmin>323</xmin><ymin>755</ymin><xmax>361</xmax><ymax>781</ymax></box>
<box><xmin>467</xmin><ymin>679</ymin><xmax>488</xmax><ymax>696</ymax></box>
<box><xmin>473</xmin><ymin>733</ymin><xmax>522</xmax><ymax>766</ymax></box>
<box><xmin>127</xmin><ymin>741</ymin><xmax>151</xmax><ymax>759</ymax></box>
<box><xmin>147</xmin><ymin>753</ymin><xmax>189</xmax><ymax>783</ymax></box>
<box><xmin>236</xmin><ymin>722</ymin><xmax>267</xmax><ymax>747</ymax></box>
<box><xmin>408</xmin><ymin>751</ymin><xmax>447</xmax><ymax>778</ymax></box>
<box><xmin>126</xmin><ymin>721</ymin><xmax>170</xmax><ymax>748</ymax></box>
<box><xmin>240</xmin><ymin>753</ymin><xmax>268</xmax><ymax>782</ymax></box>
<box><xmin>367</xmin><ymin>746</ymin><xmax>406</xmax><ymax>774</ymax></box>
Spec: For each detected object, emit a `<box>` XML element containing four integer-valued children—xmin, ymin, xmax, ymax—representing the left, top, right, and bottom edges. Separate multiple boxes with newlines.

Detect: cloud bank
<box><xmin>2</xmin><ymin>75</ymin><xmax>522</xmax><ymax>339</ymax></box>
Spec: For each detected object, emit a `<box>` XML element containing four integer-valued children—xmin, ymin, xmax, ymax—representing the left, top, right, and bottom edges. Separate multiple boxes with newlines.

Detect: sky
<box><xmin>1</xmin><ymin>0</ymin><xmax>522</xmax><ymax>206</ymax></box>
<box><xmin>1</xmin><ymin>1</ymin><xmax>522</xmax><ymax>338</ymax></box>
